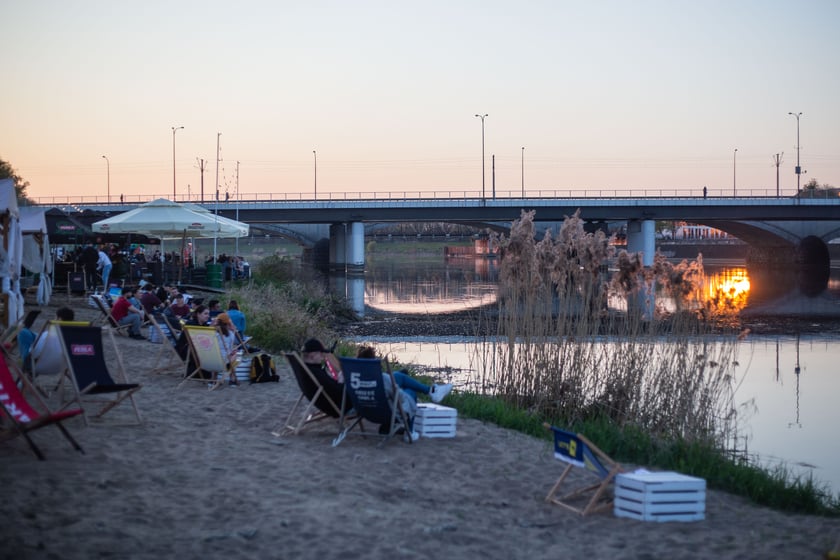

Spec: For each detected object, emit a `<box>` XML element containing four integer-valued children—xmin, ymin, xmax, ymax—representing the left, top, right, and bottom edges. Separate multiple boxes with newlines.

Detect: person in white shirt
<box><xmin>97</xmin><ymin>248</ymin><xmax>113</xmax><ymax>291</ymax></box>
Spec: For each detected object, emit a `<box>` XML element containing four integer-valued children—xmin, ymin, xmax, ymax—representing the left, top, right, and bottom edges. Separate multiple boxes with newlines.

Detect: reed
<box><xmin>480</xmin><ymin>210</ymin><xmax>742</xmax><ymax>451</ymax></box>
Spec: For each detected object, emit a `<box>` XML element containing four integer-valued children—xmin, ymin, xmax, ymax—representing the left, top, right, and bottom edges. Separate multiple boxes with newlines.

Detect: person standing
<box><xmin>80</xmin><ymin>243</ymin><xmax>99</xmax><ymax>291</ymax></box>
<box><xmin>97</xmin><ymin>246</ymin><xmax>113</xmax><ymax>291</ymax></box>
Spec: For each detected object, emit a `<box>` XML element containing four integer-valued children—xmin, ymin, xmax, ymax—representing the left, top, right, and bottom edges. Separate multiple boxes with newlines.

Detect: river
<box><xmin>336</xmin><ymin>250</ymin><xmax>840</xmax><ymax>495</ymax></box>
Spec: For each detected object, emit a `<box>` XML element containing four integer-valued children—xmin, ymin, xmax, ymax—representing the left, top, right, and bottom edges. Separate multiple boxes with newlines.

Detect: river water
<box><xmin>339</xmin><ymin>251</ymin><xmax>840</xmax><ymax>495</ymax></box>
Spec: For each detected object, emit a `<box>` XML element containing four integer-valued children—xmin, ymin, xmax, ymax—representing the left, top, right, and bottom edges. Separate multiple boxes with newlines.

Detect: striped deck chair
<box><xmin>279</xmin><ymin>352</ymin><xmax>350</xmax><ymax>436</ymax></box>
<box><xmin>544</xmin><ymin>424</ymin><xmax>622</xmax><ymax>516</ymax></box>
<box><xmin>177</xmin><ymin>325</ymin><xmax>236</xmax><ymax>390</ymax></box>
<box><xmin>55</xmin><ymin>324</ymin><xmax>142</xmax><ymax>425</ymax></box>
<box><xmin>332</xmin><ymin>357</ymin><xmax>414</xmax><ymax>447</ymax></box>
<box><xmin>0</xmin><ymin>354</ymin><xmax>85</xmax><ymax>460</ymax></box>
<box><xmin>148</xmin><ymin>313</ymin><xmax>183</xmax><ymax>374</ymax></box>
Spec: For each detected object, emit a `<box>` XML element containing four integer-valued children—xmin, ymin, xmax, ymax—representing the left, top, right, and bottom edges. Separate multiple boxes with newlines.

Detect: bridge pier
<box><xmin>626</xmin><ymin>219</ymin><xmax>656</xmax><ymax>319</ymax></box>
<box><xmin>347</xmin><ymin>222</ymin><xmax>365</xmax><ymax>274</ymax></box>
<box><xmin>329</xmin><ymin>223</ymin><xmax>347</xmax><ymax>272</ymax></box>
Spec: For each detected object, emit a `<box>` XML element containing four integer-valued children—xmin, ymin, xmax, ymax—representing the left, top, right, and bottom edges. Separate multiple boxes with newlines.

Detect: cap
<box><xmin>302</xmin><ymin>338</ymin><xmax>328</xmax><ymax>353</ymax></box>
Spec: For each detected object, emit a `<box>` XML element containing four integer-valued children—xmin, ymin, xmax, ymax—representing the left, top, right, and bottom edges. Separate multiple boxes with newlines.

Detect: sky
<box><xmin>2</xmin><ymin>0</ymin><xmax>839</xmax><ymax>203</ymax></box>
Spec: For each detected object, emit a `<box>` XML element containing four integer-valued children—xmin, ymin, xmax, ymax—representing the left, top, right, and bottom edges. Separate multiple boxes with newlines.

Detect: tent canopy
<box><xmin>92</xmin><ymin>198</ymin><xmax>249</xmax><ymax>239</ymax></box>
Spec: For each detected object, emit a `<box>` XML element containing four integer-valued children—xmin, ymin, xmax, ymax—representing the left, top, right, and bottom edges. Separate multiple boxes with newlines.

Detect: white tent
<box><xmin>92</xmin><ymin>198</ymin><xmax>249</xmax><ymax>239</ymax></box>
<box><xmin>0</xmin><ymin>178</ymin><xmax>24</xmax><ymax>329</ymax></box>
<box><xmin>20</xmin><ymin>207</ymin><xmax>53</xmax><ymax>305</ymax></box>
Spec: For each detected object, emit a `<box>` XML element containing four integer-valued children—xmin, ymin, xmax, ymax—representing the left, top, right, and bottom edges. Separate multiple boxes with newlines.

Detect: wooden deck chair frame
<box><xmin>278</xmin><ymin>352</ymin><xmax>348</xmax><ymax>436</ymax></box>
<box><xmin>0</xmin><ymin>309</ymin><xmax>40</xmax><ymax>358</ymax></box>
<box><xmin>55</xmin><ymin>324</ymin><xmax>142</xmax><ymax>425</ymax></box>
<box><xmin>332</xmin><ymin>357</ymin><xmax>412</xmax><ymax>448</ymax></box>
<box><xmin>90</xmin><ymin>295</ymin><xmax>131</xmax><ymax>336</ymax></box>
<box><xmin>0</xmin><ymin>359</ymin><xmax>81</xmax><ymax>459</ymax></box>
<box><xmin>544</xmin><ymin>424</ymin><xmax>622</xmax><ymax>516</ymax></box>
<box><xmin>148</xmin><ymin>313</ymin><xmax>183</xmax><ymax>374</ymax></box>
<box><xmin>177</xmin><ymin>325</ymin><xmax>235</xmax><ymax>390</ymax></box>
<box><xmin>0</xmin><ymin>354</ymin><xmax>85</xmax><ymax>460</ymax></box>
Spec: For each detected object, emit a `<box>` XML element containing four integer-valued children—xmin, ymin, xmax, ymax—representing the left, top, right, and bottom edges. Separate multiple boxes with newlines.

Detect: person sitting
<box><xmin>356</xmin><ymin>345</ymin><xmax>452</xmax><ymax>403</ymax></box>
<box><xmin>165</xmin><ymin>294</ymin><xmax>191</xmax><ymax>320</ymax></box>
<box><xmin>226</xmin><ymin>300</ymin><xmax>247</xmax><ymax>336</ymax></box>
<box><xmin>207</xmin><ymin>299</ymin><xmax>223</xmax><ymax>319</ymax></box>
<box><xmin>29</xmin><ymin>307</ymin><xmax>76</xmax><ymax>376</ymax></box>
<box><xmin>111</xmin><ymin>287</ymin><xmax>144</xmax><ymax>339</ymax></box>
<box><xmin>213</xmin><ymin>312</ymin><xmax>240</xmax><ymax>386</ymax></box>
<box><xmin>139</xmin><ymin>283</ymin><xmax>164</xmax><ymax>315</ymax></box>
<box><xmin>185</xmin><ymin>304</ymin><xmax>211</xmax><ymax>327</ymax></box>
<box><xmin>300</xmin><ymin>339</ymin><xmax>353</xmax><ymax>413</ymax></box>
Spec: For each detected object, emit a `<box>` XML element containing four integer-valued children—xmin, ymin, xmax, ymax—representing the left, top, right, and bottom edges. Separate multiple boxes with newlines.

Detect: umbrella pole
<box><xmin>179</xmin><ymin>230</ymin><xmax>186</xmax><ymax>285</ymax></box>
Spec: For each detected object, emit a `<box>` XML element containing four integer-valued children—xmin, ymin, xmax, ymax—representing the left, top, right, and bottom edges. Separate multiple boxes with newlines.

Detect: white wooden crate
<box><xmin>415</xmin><ymin>403</ymin><xmax>457</xmax><ymax>438</ymax></box>
<box><xmin>614</xmin><ymin>471</ymin><xmax>706</xmax><ymax>522</ymax></box>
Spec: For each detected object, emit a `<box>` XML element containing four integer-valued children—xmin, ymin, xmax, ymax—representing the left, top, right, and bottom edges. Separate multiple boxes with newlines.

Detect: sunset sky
<box><xmin>3</xmin><ymin>0</ymin><xmax>839</xmax><ymax>203</ymax></box>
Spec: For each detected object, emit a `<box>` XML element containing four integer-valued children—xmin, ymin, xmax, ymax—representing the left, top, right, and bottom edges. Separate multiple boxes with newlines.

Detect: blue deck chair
<box><xmin>148</xmin><ymin>313</ymin><xmax>183</xmax><ymax>374</ymax></box>
<box><xmin>544</xmin><ymin>424</ymin><xmax>622</xmax><ymax>516</ymax></box>
<box><xmin>55</xmin><ymin>324</ymin><xmax>142</xmax><ymax>425</ymax></box>
<box><xmin>280</xmin><ymin>352</ymin><xmax>350</xmax><ymax>436</ymax></box>
<box><xmin>0</xmin><ymin>355</ymin><xmax>84</xmax><ymax>460</ymax></box>
<box><xmin>332</xmin><ymin>357</ymin><xmax>413</xmax><ymax>447</ymax></box>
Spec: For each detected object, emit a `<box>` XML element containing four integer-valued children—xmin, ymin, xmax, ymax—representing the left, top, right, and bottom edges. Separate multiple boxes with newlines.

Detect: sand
<box><xmin>1</xmin><ymin>298</ymin><xmax>838</xmax><ymax>560</ymax></box>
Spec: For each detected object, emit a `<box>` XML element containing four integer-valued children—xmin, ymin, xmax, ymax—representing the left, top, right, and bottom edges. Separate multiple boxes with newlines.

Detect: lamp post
<box><xmin>733</xmin><ymin>148</ymin><xmax>738</xmax><ymax>197</ymax></box>
<box><xmin>172</xmin><ymin>126</ymin><xmax>184</xmax><ymax>200</ymax></box>
<box><xmin>474</xmin><ymin>114</ymin><xmax>488</xmax><ymax>198</ymax></box>
<box><xmin>521</xmin><ymin>146</ymin><xmax>525</xmax><ymax>197</ymax></box>
<box><xmin>213</xmin><ymin>132</ymin><xmax>221</xmax><ymax>261</ymax></box>
<box><xmin>235</xmin><ymin>160</ymin><xmax>240</xmax><ymax>258</ymax></box>
<box><xmin>313</xmin><ymin>150</ymin><xmax>317</xmax><ymax>199</ymax></box>
<box><xmin>101</xmin><ymin>155</ymin><xmax>110</xmax><ymax>203</ymax></box>
<box><xmin>788</xmin><ymin>112</ymin><xmax>802</xmax><ymax>195</ymax></box>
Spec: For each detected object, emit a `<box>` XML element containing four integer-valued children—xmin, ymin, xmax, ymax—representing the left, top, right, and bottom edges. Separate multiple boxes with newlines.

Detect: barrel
<box><xmin>206</xmin><ymin>263</ymin><xmax>223</xmax><ymax>288</ymax></box>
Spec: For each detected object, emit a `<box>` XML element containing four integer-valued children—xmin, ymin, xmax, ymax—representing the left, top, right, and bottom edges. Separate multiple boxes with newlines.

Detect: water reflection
<box><xmin>362</xmin><ymin>256</ymin><xmax>499</xmax><ymax>315</ymax></box>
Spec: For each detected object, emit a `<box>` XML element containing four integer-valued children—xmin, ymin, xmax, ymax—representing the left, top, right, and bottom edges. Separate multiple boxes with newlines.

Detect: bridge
<box><xmin>38</xmin><ymin>192</ymin><xmax>840</xmax><ymax>271</ymax></box>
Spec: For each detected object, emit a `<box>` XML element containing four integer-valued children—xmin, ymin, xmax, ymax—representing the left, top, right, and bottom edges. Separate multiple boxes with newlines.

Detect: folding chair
<box><xmin>55</xmin><ymin>324</ymin><xmax>142</xmax><ymax>425</ymax></box>
<box><xmin>0</xmin><ymin>355</ymin><xmax>85</xmax><ymax>460</ymax></box>
<box><xmin>543</xmin><ymin>424</ymin><xmax>622</xmax><ymax>516</ymax></box>
<box><xmin>177</xmin><ymin>325</ymin><xmax>236</xmax><ymax>390</ymax></box>
<box><xmin>332</xmin><ymin>356</ymin><xmax>413</xmax><ymax>447</ymax></box>
<box><xmin>90</xmin><ymin>295</ymin><xmax>131</xmax><ymax>336</ymax></box>
<box><xmin>0</xmin><ymin>309</ymin><xmax>40</xmax><ymax>358</ymax></box>
<box><xmin>148</xmin><ymin>313</ymin><xmax>183</xmax><ymax>374</ymax></box>
<box><xmin>279</xmin><ymin>352</ymin><xmax>349</xmax><ymax>436</ymax></box>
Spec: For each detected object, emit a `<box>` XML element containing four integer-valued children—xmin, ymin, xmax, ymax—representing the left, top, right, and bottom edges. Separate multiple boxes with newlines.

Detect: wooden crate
<box><xmin>614</xmin><ymin>471</ymin><xmax>706</xmax><ymax>522</ymax></box>
<box><xmin>415</xmin><ymin>403</ymin><xmax>457</xmax><ymax>438</ymax></box>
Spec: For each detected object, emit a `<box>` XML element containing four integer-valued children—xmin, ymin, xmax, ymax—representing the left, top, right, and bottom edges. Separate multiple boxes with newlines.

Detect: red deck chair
<box><xmin>0</xmin><ymin>355</ymin><xmax>85</xmax><ymax>460</ymax></box>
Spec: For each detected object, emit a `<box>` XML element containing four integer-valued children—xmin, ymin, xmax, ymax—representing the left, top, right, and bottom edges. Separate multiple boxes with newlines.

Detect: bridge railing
<box><xmin>29</xmin><ymin>186</ymin><xmax>812</xmax><ymax>207</ymax></box>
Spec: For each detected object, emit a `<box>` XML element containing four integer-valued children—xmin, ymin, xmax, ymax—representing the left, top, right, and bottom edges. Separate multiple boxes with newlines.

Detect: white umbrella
<box><xmin>92</xmin><ymin>198</ymin><xmax>249</xmax><ymax>239</ymax></box>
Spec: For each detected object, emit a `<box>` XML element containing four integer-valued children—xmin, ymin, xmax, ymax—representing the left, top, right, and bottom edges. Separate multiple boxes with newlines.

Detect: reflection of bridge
<box><xmin>51</xmin><ymin>196</ymin><xmax>840</xmax><ymax>270</ymax></box>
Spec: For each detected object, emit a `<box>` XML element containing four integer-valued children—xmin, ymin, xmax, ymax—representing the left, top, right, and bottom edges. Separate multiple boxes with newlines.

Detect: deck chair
<box><xmin>0</xmin><ymin>309</ymin><xmax>40</xmax><ymax>357</ymax></box>
<box><xmin>332</xmin><ymin>357</ymin><xmax>413</xmax><ymax>447</ymax></box>
<box><xmin>544</xmin><ymin>424</ymin><xmax>622</xmax><ymax>516</ymax></box>
<box><xmin>91</xmin><ymin>295</ymin><xmax>131</xmax><ymax>336</ymax></box>
<box><xmin>55</xmin><ymin>324</ymin><xmax>142</xmax><ymax>425</ymax></box>
<box><xmin>29</xmin><ymin>320</ymin><xmax>93</xmax><ymax>392</ymax></box>
<box><xmin>0</xmin><ymin>355</ymin><xmax>85</xmax><ymax>460</ymax></box>
<box><xmin>148</xmin><ymin>313</ymin><xmax>183</xmax><ymax>374</ymax></box>
<box><xmin>279</xmin><ymin>352</ymin><xmax>349</xmax><ymax>436</ymax></box>
<box><xmin>177</xmin><ymin>325</ymin><xmax>235</xmax><ymax>390</ymax></box>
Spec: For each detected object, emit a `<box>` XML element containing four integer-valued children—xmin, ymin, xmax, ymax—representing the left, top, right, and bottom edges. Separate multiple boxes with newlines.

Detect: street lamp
<box><xmin>733</xmin><ymin>148</ymin><xmax>738</xmax><ymax>197</ymax></box>
<box><xmin>474</xmin><ymin>114</ymin><xmax>488</xmax><ymax>198</ymax></box>
<box><xmin>788</xmin><ymin>112</ymin><xmax>802</xmax><ymax>195</ymax></box>
<box><xmin>172</xmin><ymin>125</ymin><xmax>184</xmax><ymax>200</ymax></box>
<box><xmin>521</xmin><ymin>146</ymin><xmax>525</xmax><ymax>197</ymax></box>
<box><xmin>101</xmin><ymin>155</ymin><xmax>110</xmax><ymax>203</ymax></box>
<box><xmin>313</xmin><ymin>150</ymin><xmax>317</xmax><ymax>199</ymax></box>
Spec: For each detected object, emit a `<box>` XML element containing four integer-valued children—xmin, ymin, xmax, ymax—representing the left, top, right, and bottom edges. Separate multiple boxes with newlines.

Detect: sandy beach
<box><xmin>1</xmin><ymin>297</ymin><xmax>837</xmax><ymax>560</ymax></box>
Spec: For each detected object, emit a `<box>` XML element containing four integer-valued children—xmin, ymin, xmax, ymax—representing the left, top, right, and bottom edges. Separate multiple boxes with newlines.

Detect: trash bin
<box><xmin>206</xmin><ymin>263</ymin><xmax>223</xmax><ymax>288</ymax></box>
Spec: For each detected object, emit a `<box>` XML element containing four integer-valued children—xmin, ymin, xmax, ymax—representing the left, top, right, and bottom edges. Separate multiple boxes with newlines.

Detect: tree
<box><xmin>0</xmin><ymin>158</ymin><xmax>33</xmax><ymax>204</ymax></box>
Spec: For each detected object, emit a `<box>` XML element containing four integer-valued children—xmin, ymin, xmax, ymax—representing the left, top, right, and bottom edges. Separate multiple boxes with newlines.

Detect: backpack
<box><xmin>250</xmin><ymin>353</ymin><xmax>279</xmax><ymax>383</ymax></box>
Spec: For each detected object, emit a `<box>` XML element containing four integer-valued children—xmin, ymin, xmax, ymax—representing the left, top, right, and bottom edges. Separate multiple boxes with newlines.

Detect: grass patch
<box><xmin>444</xmin><ymin>391</ymin><xmax>840</xmax><ymax>516</ymax></box>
